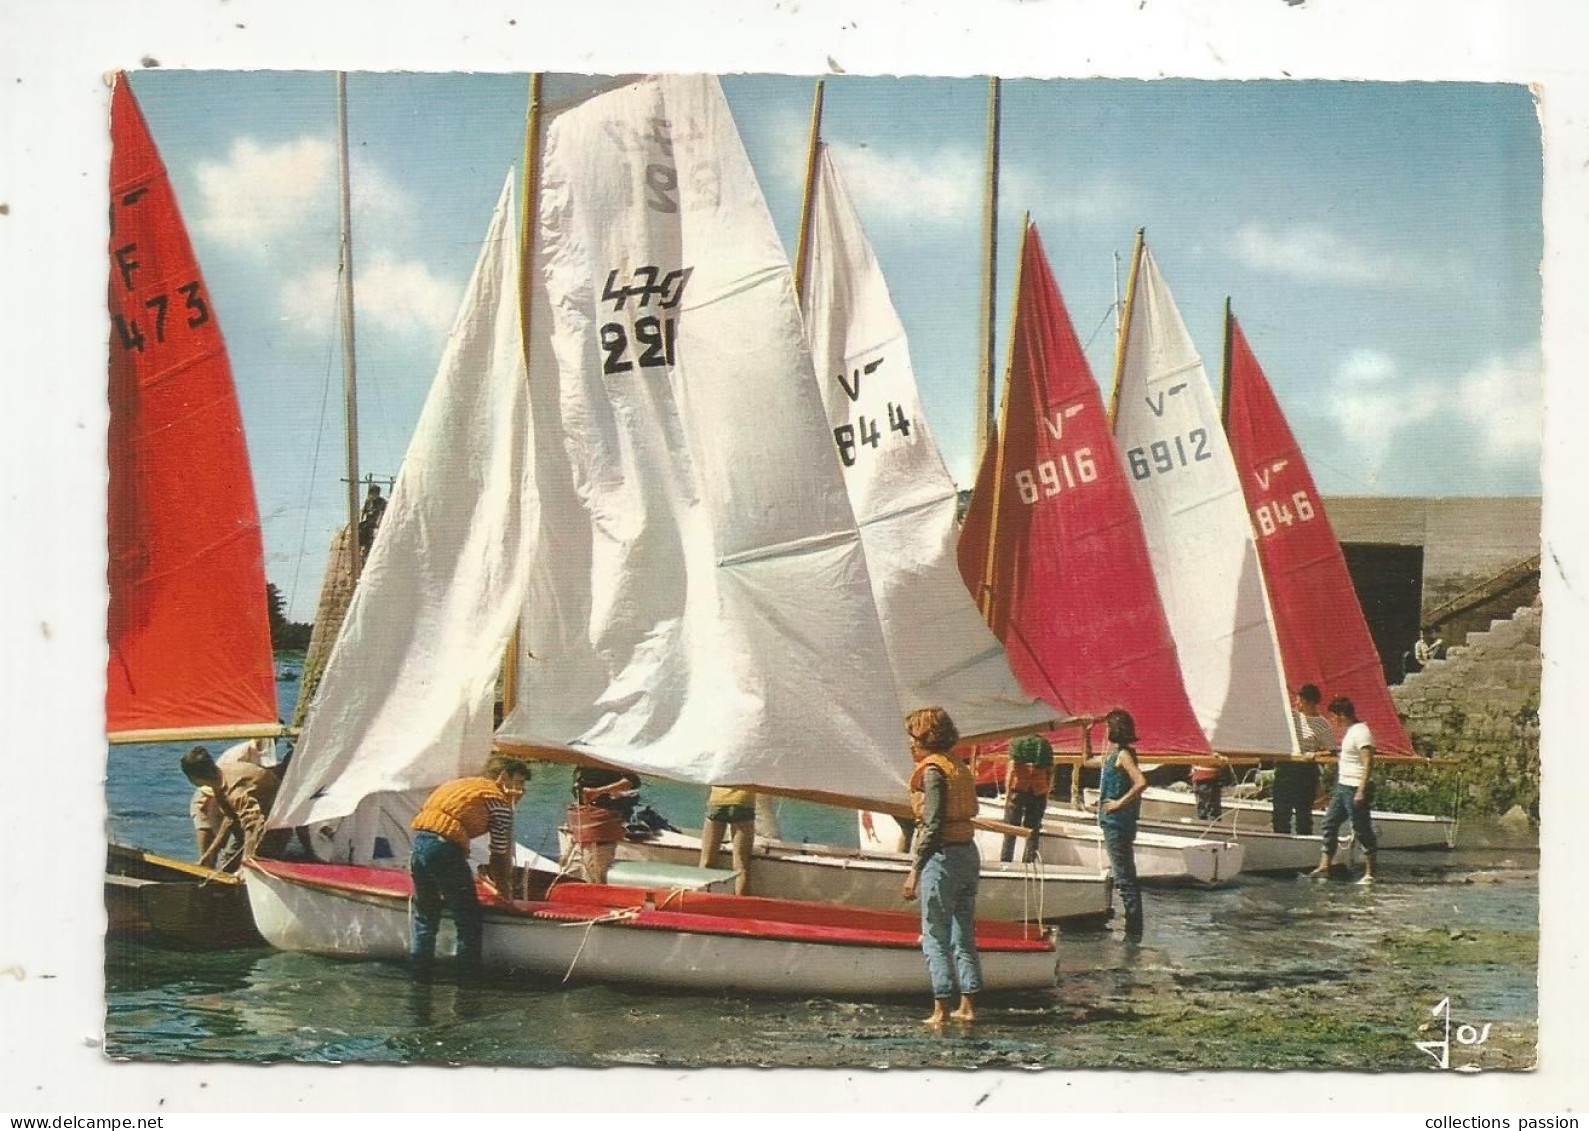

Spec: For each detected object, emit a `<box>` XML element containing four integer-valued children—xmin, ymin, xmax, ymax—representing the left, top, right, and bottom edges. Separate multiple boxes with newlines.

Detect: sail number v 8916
<box><xmin>1014</xmin><ymin>449</ymin><xmax>1097</xmax><ymax>504</ymax></box>
<box><xmin>1126</xmin><ymin>428</ymin><xmax>1211</xmax><ymax>481</ymax></box>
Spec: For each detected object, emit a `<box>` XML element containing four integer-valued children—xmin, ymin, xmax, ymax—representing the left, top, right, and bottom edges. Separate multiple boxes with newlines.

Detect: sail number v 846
<box><xmin>1126</xmin><ymin>428</ymin><xmax>1211</xmax><ymax>480</ymax></box>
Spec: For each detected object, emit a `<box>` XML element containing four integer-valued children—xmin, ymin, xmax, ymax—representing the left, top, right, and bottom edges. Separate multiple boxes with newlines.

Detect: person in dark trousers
<box><xmin>407</xmin><ymin>754</ymin><xmax>532</xmax><ymax>980</ymax></box>
<box><xmin>1095</xmin><ymin>709</ymin><xmax>1149</xmax><ymax>942</ymax></box>
<box><xmin>1275</xmin><ymin>684</ymin><xmax>1332</xmax><ymax>835</ymax></box>
<box><xmin>901</xmin><ymin>706</ymin><xmax>982</xmax><ymax>1026</ymax></box>
<box><xmin>1310</xmin><ymin>697</ymin><xmax>1379</xmax><ymax>884</ymax></box>
<box><xmin>999</xmin><ymin>734</ymin><xmax>1054</xmax><ymax>864</ymax></box>
<box><xmin>357</xmin><ymin>483</ymin><xmax>387</xmax><ymax>554</ymax></box>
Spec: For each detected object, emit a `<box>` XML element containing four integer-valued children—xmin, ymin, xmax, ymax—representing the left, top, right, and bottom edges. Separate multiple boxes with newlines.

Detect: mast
<box><xmin>336</xmin><ymin>72</ymin><xmax>362</xmax><ymax>585</ymax></box>
<box><xmin>1113</xmin><ymin>250</ymin><xmax>1123</xmax><ymax>337</ymax></box>
<box><xmin>975</xmin><ymin>214</ymin><xmax>1030</xmax><ymax>624</ymax></box>
<box><xmin>1220</xmin><ymin>295</ymin><xmax>1234</xmax><ymax>429</ymax></box>
<box><xmin>1106</xmin><ymin>228</ymin><xmax>1145</xmax><ymax>429</ymax></box>
<box><xmin>792</xmin><ymin>79</ymin><xmax>826</xmax><ymax>304</ymax></box>
<box><xmin>973</xmin><ymin>76</ymin><xmax>1002</xmax><ymax>473</ymax></box>
<box><xmin>501</xmin><ymin>72</ymin><xmax>545</xmax><ymax>720</ymax></box>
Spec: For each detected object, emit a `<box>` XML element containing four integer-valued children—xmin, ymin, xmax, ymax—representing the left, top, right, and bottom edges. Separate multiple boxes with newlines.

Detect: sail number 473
<box><xmin>1253</xmin><ymin>492</ymin><xmax>1316</xmax><ymax>537</ymax></box>
<box><xmin>1015</xmin><ymin>449</ymin><xmax>1097</xmax><ymax>503</ymax></box>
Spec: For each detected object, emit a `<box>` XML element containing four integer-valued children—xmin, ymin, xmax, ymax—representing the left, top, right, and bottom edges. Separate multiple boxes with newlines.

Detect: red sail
<box><xmin>106</xmin><ymin>75</ymin><xmax>279</xmax><ymax>738</ymax></box>
<box><xmin>958</xmin><ymin>224</ymin><xmax>1210</xmax><ymax>754</ymax></box>
<box><xmin>1223</xmin><ymin>313</ymin><xmax>1413</xmax><ymax>754</ymax></box>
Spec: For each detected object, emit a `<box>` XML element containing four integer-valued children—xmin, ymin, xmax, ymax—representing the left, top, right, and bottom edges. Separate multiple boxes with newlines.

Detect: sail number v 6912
<box><xmin>1125</xmin><ymin>428</ymin><xmax>1211</xmax><ymax>481</ymax></box>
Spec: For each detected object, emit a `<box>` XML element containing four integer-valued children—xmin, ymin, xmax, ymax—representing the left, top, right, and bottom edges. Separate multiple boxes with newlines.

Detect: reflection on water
<box><xmin>104</xmin><ymin>833</ymin><xmax>1538</xmax><ymax>1071</ymax></box>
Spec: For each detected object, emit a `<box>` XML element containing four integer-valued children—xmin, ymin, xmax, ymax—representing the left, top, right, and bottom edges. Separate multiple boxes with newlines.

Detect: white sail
<box><xmin>498</xmin><ymin>75</ymin><xmax>911</xmax><ymax>803</ymax></box>
<box><xmin>271</xmin><ymin>173</ymin><xmax>533</xmax><ymax>829</ymax></box>
<box><xmin>801</xmin><ymin>144</ymin><xmax>1056</xmax><ymax>738</ymax></box>
<box><xmin>1111</xmin><ymin>244</ymin><xmax>1297</xmax><ymax>754</ymax></box>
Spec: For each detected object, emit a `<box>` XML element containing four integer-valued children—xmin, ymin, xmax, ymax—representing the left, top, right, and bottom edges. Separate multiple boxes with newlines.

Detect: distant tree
<box><xmin>266</xmin><ymin>582</ymin><xmax>313</xmax><ymax>652</ymax></box>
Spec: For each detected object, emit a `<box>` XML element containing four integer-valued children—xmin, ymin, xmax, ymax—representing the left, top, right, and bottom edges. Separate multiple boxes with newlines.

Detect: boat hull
<box><xmin>243</xmin><ymin>859</ymin><xmax>1059</xmax><ymax>997</ymax></box>
<box><xmin>971</xmin><ymin>799</ymin><xmax>1245</xmax><ymax>886</ymax></box>
<box><xmin>607</xmin><ymin>829</ymin><xmax>1111</xmax><ymax>925</ymax></box>
<box><xmin>106</xmin><ymin>844</ymin><xmax>261</xmax><ymax>948</ymax></box>
<box><xmin>1133</xmin><ymin>786</ymin><xmax>1456</xmax><ymax>850</ymax></box>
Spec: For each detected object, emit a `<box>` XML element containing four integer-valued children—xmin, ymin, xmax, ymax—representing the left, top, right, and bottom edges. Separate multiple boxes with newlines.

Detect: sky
<box><xmin>125</xmin><ymin>71</ymin><xmax>1544</xmax><ymax>620</ymax></box>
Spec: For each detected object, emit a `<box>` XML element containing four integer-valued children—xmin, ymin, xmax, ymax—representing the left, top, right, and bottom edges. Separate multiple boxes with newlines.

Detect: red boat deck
<box><xmin>249</xmin><ymin>858</ymin><xmax>1052</xmax><ymax>952</ymax></box>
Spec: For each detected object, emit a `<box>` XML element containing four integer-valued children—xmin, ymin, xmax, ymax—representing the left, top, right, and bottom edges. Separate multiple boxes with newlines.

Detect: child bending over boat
<box><xmin>407</xmin><ymin>754</ymin><xmax>533</xmax><ymax>981</ymax></box>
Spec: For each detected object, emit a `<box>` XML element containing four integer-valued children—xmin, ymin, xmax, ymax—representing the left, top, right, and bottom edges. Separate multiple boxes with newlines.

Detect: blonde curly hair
<box><xmin>905</xmin><ymin>706</ymin><xmax>959</xmax><ymax>753</ymax></box>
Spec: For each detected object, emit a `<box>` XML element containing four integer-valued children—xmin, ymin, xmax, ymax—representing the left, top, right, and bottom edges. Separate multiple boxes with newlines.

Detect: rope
<box><xmin>558</xmin><ymin>907</ymin><xmax>641</xmax><ymax>983</ymax></box>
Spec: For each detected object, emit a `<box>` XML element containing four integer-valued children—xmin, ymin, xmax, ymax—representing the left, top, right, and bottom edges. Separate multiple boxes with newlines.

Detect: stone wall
<box><xmin>1388</xmin><ymin>596</ymin><xmax>1542</xmax><ymax>820</ymax></box>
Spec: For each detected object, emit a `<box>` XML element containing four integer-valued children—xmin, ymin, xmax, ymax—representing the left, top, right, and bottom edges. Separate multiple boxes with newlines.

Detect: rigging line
<box><xmin>284</xmin><ymin>282</ymin><xmax>344</xmax><ymax>623</ymax></box>
<box><xmin>1080</xmin><ymin>300</ymin><xmax>1121</xmax><ymax>353</ymax></box>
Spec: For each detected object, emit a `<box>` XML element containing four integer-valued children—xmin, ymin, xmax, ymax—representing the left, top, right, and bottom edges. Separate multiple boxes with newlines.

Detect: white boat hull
<box><xmin>608</xmin><ymin>829</ymin><xmax>1112</xmax><ymax>925</ymax></box>
<box><xmin>972</xmin><ymin>800</ymin><xmax>1246</xmax><ymax>886</ymax></box>
<box><xmin>243</xmin><ymin>860</ymin><xmax>1059</xmax><ymax>997</ymax></box>
<box><xmin>1134</xmin><ymin>786</ymin><xmax>1456</xmax><ymax>850</ymax></box>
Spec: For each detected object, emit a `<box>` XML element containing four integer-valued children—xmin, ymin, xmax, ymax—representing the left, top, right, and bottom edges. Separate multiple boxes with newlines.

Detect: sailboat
<box><xmin>1144</xmin><ymin>303</ymin><xmax>1452</xmax><ymax>850</ymax></box>
<box><xmin>105</xmin><ymin>73</ymin><xmax>283</xmax><ymax>945</ymax></box>
<box><xmin>244</xmin><ymin>75</ymin><xmax>1058</xmax><ymax>994</ymax></box>
<box><xmin>611</xmin><ymin>99</ymin><xmax>1111</xmax><ymax>921</ymax></box>
<box><xmin>955</xmin><ymin>218</ymin><xmax>1244</xmax><ymax>886</ymax></box>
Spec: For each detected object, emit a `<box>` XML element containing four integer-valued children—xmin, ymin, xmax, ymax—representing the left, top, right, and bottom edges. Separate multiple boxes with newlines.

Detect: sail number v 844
<box><xmin>1125</xmin><ymin>428</ymin><xmax>1211</xmax><ymax>480</ymax></box>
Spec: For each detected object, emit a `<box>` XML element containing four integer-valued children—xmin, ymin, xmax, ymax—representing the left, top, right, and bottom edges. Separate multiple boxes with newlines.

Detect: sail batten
<box><xmin>1110</xmin><ymin>243</ymin><xmax>1297</xmax><ymax>755</ymax></box>
<box><xmin>107</xmin><ymin>75</ymin><xmax>279</xmax><ymax>739</ymax></box>
<box><xmin>1223</xmin><ymin>310</ymin><xmax>1415</xmax><ymax>755</ymax></box>
<box><xmin>958</xmin><ymin>223</ymin><xmax>1209</xmax><ymax>754</ymax></box>
<box><xmin>801</xmin><ymin>144</ymin><xmax>1057</xmax><ymax>740</ymax></box>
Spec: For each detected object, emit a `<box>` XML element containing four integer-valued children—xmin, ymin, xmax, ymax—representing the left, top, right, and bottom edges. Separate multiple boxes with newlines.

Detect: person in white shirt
<box><xmin>1309</xmin><ymin>696</ymin><xmax>1379</xmax><ymax>884</ymax></box>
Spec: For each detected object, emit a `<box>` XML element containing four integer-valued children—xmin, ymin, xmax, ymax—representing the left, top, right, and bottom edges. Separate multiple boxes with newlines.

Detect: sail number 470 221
<box><xmin>1253</xmin><ymin>491</ymin><xmax>1316</xmax><ymax>537</ymax></box>
<box><xmin>1014</xmin><ymin>449</ymin><xmax>1097</xmax><ymax>504</ymax></box>
<box><xmin>1125</xmin><ymin>428</ymin><xmax>1211</xmax><ymax>481</ymax></box>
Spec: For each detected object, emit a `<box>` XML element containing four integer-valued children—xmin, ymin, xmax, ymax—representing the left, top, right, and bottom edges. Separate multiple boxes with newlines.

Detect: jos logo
<box><xmin>1415</xmin><ymin>996</ymin><xmax>1493</xmax><ymax>1070</ymax></box>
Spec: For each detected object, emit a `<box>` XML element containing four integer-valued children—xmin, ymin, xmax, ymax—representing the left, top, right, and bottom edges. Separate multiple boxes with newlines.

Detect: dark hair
<box><xmin>1297</xmin><ymin>684</ymin><xmax>1322</xmax><ymax>706</ymax></box>
<box><xmin>1326</xmin><ymin>696</ymin><xmax>1357</xmax><ymax>721</ymax></box>
<box><xmin>486</xmin><ymin>753</ymin><xmax>534</xmax><ymax>780</ymax></box>
<box><xmin>905</xmin><ymin>706</ymin><xmax>959</xmax><ymax>753</ymax></box>
<box><xmin>1104</xmin><ymin>709</ymin><xmax>1138</xmax><ymax>747</ymax></box>
<box><xmin>367</xmin><ymin>483</ymin><xmax>382</xmax><ymax>495</ymax></box>
<box><xmin>180</xmin><ymin>746</ymin><xmax>218</xmax><ymax>781</ymax></box>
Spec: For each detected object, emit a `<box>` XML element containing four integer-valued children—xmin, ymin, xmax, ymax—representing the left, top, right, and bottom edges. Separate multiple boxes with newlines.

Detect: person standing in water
<box><xmin>1275</xmin><ymin>684</ymin><xmax>1332</xmax><ymax>835</ymax></box>
<box><xmin>1310</xmin><ymin>696</ymin><xmax>1379</xmax><ymax>884</ymax></box>
<box><xmin>1096</xmin><ymin>709</ymin><xmax>1149</xmax><ymax>942</ymax></box>
<box><xmin>900</xmin><ymin>705</ymin><xmax>982</xmax><ymax>1026</ymax></box>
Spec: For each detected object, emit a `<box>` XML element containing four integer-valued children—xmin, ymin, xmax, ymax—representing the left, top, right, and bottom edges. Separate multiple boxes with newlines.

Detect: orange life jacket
<box><xmin>909</xmin><ymin>753</ymin><xmax>978</xmax><ymax>845</ymax></box>
<box><xmin>1007</xmin><ymin>762</ymin><xmax>1052</xmax><ymax>797</ymax></box>
<box><xmin>412</xmin><ymin>777</ymin><xmax>509</xmax><ymax>849</ymax></box>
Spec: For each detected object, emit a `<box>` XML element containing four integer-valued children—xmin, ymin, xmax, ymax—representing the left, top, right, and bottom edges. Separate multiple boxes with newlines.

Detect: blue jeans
<box><xmin>1000</xmin><ymin>792</ymin><xmax>1048</xmax><ymax>863</ymax></box>
<box><xmin>1102</xmin><ymin>823</ymin><xmax>1142</xmax><ymax>936</ymax></box>
<box><xmin>409</xmin><ymin>831</ymin><xmax>484</xmax><ymax>974</ymax></box>
<box><xmin>1321</xmin><ymin>783</ymin><xmax>1378</xmax><ymax>857</ymax></box>
<box><xmin>919</xmin><ymin>842</ymin><xmax>983</xmax><ymax>1000</ymax></box>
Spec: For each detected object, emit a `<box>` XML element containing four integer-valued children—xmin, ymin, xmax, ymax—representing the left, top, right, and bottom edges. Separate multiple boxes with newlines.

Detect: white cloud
<box><xmin>194</xmin><ymin>136</ymin><xmax>412</xmax><ymax>253</ymax></box>
<box><xmin>195</xmin><ymin>137</ymin><xmax>338</xmax><ymax>250</ymax></box>
<box><xmin>1453</xmin><ymin>347</ymin><xmax>1543</xmax><ymax>464</ymax></box>
<box><xmin>1323</xmin><ymin>347</ymin><xmax>1541</xmax><ymax>488</ymax></box>
<box><xmin>278</xmin><ymin>254</ymin><xmax>459</xmax><ymax>339</ymax></box>
<box><xmin>1230</xmin><ymin>222</ymin><xmax>1392</xmax><ymax>285</ymax></box>
<box><xmin>1005</xmin><ymin>164</ymin><xmax>1132</xmax><ymax>224</ymax></box>
<box><xmin>824</xmin><ymin>140</ymin><xmax>981</xmax><ymax>224</ymax></box>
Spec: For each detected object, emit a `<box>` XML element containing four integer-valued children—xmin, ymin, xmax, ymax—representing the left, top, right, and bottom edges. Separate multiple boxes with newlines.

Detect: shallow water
<box><xmin>105</xmin><ymin>676</ymin><xmax>1537</xmax><ymax>1070</ymax></box>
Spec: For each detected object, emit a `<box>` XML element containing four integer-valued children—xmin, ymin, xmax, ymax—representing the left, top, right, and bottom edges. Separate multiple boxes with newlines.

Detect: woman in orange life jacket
<box><xmin>1094</xmin><ymin>709</ymin><xmax>1149</xmax><ymax>942</ymax></box>
<box><xmin>407</xmin><ymin>753</ymin><xmax>532</xmax><ymax>981</ymax></box>
<box><xmin>900</xmin><ymin>706</ymin><xmax>982</xmax><ymax>1026</ymax></box>
<box><xmin>999</xmin><ymin>733</ymin><xmax>1055</xmax><ymax>864</ymax></box>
